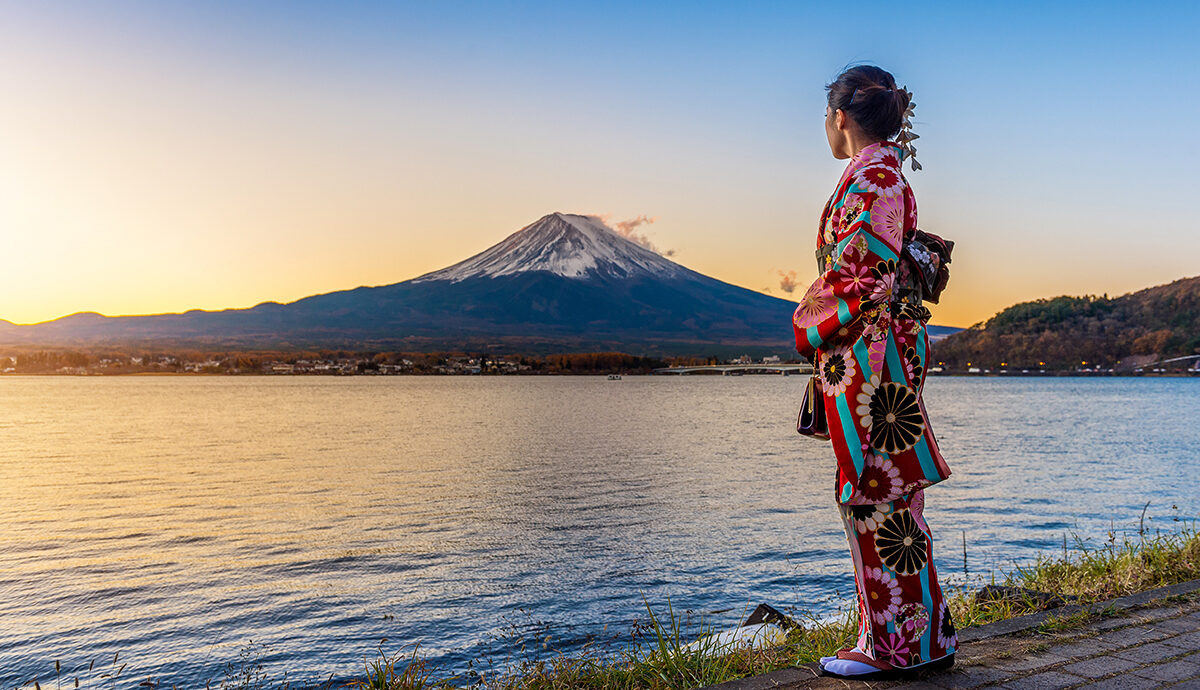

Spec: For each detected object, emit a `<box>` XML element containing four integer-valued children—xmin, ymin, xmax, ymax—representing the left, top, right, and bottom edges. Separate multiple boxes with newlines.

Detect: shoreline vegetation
<box><xmin>19</xmin><ymin>517</ymin><xmax>1200</xmax><ymax>690</ymax></box>
<box><xmin>1</xmin><ymin>349</ymin><xmax>1197</xmax><ymax>377</ymax></box>
<box><xmin>933</xmin><ymin>276</ymin><xmax>1200</xmax><ymax>374</ymax></box>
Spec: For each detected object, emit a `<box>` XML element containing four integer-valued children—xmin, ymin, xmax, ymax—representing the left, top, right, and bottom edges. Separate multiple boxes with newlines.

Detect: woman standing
<box><xmin>793</xmin><ymin>65</ymin><xmax>956</xmax><ymax>678</ymax></box>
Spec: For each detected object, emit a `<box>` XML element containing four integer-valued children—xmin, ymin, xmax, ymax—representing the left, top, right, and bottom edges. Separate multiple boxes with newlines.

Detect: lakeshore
<box><xmin>2</xmin><ymin>376</ymin><xmax>1198</xmax><ymax>686</ymax></box>
<box><xmin>3</xmin><ymin>347</ymin><xmax>1199</xmax><ymax>377</ymax></box>
<box><xmin>17</xmin><ymin>524</ymin><xmax>1200</xmax><ymax>689</ymax></box>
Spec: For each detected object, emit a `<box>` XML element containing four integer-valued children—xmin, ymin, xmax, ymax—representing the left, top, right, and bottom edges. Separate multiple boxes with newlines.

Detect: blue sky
<box><xmin>2</xmin><ymin>1</ymin><xmax>1197</xmax><ymax>326</ymax></box>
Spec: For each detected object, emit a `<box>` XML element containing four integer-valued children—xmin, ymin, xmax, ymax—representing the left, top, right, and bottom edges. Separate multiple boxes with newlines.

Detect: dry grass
<box><xmin>945</xmin><ymin>522</ymin><xmax>1200</xmax><ymax>631</ymax></box>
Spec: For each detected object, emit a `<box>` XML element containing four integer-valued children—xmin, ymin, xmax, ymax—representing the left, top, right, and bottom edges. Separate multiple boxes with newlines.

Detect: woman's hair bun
<box><xmin>827</xmin><ymin>65</ymin><xmax>907</xmax><ymax>141</ymax></box>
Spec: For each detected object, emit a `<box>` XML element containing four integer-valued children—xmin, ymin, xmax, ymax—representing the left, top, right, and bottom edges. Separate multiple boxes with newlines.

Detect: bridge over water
<box><xmin>653</xmin><ymin>363</ymin><xmax>813</xmax><ymax>375</ymax></box>
<box><xmin>1136</xmin><ymin>354</ymin><xmax>1200</xmax><ymax>372</ymax></box>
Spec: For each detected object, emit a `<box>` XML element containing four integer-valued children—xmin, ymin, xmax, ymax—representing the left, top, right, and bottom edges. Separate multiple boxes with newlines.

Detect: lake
<box><xmin>1</xmin><ymin>376</ymin><xmax>1197</xmax><ymax>686</ymax></box>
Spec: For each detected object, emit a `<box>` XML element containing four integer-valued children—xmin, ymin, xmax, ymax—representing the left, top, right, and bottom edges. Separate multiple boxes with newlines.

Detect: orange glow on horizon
<box><xmin>3</xmin><ymin>5</ymin><xmax>1197</xmax><ymax>333</ymax></box>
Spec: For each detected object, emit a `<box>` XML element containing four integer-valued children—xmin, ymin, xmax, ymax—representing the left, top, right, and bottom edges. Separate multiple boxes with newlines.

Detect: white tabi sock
<box><xmin>821</xmin><ymin>657</ymin><xmax>882</xmax><ymax>676</ymax></box>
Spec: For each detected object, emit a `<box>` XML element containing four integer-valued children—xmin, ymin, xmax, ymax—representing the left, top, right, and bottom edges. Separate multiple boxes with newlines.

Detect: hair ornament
<box><xmin>896</xmin><ymin>86</ymin><xmax>921</xmax><ymax>171</ymax></box>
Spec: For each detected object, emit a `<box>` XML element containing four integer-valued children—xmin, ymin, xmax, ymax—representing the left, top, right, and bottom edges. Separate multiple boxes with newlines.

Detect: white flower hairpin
<box><xmin>895</xmin><ymin>86</ymin><xmax>921</xmax><ymax>171</ymax></box>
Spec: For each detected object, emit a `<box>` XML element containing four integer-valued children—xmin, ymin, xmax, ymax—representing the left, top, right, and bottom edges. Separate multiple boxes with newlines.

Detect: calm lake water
<box><xmin>1</xmin><ymin>376</ymin><xmax>1197</xmax><ymax>686</ymax></box>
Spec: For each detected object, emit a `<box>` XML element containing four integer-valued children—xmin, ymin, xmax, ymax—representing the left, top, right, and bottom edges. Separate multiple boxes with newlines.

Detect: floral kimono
<box><xmin>793</xmin><ymin>141</ymin><xmax>956</xmax><ymax>668</ymax></box>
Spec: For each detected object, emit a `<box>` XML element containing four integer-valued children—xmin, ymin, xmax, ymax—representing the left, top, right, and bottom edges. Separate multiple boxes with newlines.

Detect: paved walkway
<box><xmin>707</xmin><ymin>580</ymin><xmax>1200</xmax><ymax>689</ymax></box>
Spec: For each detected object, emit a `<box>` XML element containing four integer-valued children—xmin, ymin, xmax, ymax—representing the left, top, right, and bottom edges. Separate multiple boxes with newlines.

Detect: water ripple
<box><xmin>0</xmin><ymin>376</ymin><xmax>1196</xmax><ymax>685</ymax></box>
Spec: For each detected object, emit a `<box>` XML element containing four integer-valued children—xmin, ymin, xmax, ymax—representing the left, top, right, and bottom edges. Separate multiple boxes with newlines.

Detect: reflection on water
<box><xmin>0</xmin><ymin>376</ymin><xmax>1196</xmax><ymax>684</ymax></box>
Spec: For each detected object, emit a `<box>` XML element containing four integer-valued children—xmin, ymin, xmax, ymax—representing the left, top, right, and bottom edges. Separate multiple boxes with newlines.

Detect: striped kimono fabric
<box><xmin>837</xmin><ymin>488</ymin><xmax>957</xmax><ymax>666</ymax></box>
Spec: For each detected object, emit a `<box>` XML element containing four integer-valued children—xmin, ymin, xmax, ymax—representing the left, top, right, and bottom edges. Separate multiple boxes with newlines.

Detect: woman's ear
<box><xmin>834</xmin><ymin>108</ymin><xmax>847</xmax><ymax>132</ymax></box>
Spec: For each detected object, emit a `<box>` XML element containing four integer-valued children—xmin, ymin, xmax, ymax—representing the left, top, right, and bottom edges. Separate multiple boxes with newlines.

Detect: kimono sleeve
<box><xmin>793</xmin><ymin>190</ymin><xmax>901</xmax><ymax>358</ymax></box>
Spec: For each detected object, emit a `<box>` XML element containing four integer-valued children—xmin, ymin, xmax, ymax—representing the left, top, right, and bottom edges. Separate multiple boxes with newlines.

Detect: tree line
<box><xmin>932</xmin><ymin>276</ymin><xmax>1200</xmax><ymax>370</ymax></box>
<box><xmin>0</xmin><ymin>348</ymin><xmax>728</xmax><ymax>375</ymax></box>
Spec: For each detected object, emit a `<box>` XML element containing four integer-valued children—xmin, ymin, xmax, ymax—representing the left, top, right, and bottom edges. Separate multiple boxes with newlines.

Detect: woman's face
<box><xmin>825</xmin><ymin>105</ymin><xmax>849</xmax><ymax>160</ymax></box>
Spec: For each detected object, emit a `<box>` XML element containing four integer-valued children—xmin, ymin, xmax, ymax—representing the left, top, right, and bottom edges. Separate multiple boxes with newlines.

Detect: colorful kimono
<box><xmin>793</xmin><ymin>141</ymin><xmax>956</xmax><ymax>667</ymax></box>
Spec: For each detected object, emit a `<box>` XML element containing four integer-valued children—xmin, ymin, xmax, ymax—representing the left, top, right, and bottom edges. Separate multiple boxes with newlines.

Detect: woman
<box><xmin>793</xmin><ymin>65</ymin><xmax>956</xmax><ymax>678</ymax></box>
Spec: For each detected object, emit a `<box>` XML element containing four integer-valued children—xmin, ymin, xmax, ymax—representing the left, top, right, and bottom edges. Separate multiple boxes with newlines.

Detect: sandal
<box><xmin>820</xmin><ymin>650</ymin><xmax>956</xmax><ymax>680</ymax></box>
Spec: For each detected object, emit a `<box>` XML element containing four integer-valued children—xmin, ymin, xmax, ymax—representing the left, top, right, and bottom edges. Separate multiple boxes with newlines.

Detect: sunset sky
<box><xmin>2</xmin><ymin>1</ymin><xmax>1197</xmax><ymax>328</ymax></box>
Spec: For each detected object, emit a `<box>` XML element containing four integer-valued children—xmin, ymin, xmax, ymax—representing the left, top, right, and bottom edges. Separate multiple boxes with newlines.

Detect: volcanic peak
<box><xmin>413</xmin><ymin>212</ymin><xmax>685</xmax><ymax>283</ymax></box>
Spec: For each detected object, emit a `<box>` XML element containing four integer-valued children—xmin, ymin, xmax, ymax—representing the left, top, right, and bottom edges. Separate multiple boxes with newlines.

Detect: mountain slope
<box><xmin>932</xmin><ymin>275</ymin><xmax>1200</xmax><ymax>369</ymax></box>
<box><xmin>1</xmin><ymin>213</ymin><xmax>806</xmax><ymax>354</ymax></box>
<box><xmin>414</xmin><ymin>213</ymin><xmax>687</xmax><ymax>282</ymax></box>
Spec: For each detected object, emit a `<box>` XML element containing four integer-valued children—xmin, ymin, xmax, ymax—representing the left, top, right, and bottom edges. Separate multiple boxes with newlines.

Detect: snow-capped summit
<box><xmin>414</xmin><ymin>212</ymin><xmax>687</xmax><ymax>283</ymax></box>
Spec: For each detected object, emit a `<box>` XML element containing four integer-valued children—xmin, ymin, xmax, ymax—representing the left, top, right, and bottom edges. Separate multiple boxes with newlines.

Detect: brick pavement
<box><xmin>705</xmin><ymin>579</ymin><xmax>1200</xmax><ymax>690</ymax></box>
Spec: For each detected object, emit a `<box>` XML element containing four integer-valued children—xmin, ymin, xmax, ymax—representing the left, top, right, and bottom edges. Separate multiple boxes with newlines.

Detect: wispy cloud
<box><xmin>777</xmin><ymin>269</ymin><xmax>799</xmax><ymax>294</ymax></box>
<box><xmin>592</xmin><ymin>213</ymin><xmax>675</xmax><ymax>257</ymax></box>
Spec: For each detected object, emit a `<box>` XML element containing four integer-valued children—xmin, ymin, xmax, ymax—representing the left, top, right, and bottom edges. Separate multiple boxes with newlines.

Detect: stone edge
<box><xmin>956</xmin><ymin>577</ymin><xmax>1200</xmax><ymax>643</ymax></box>
<box><xmin>701</xmin><ymin>578</ymin><xmax>1200</xmax><ymax>690</ymax></box>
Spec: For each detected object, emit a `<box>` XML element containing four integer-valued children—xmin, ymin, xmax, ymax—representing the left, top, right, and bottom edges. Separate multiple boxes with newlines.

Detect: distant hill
<box><xmin>932</xmin><ymin>276</ymin><xmax>1200</xmax><ymax>370</ymax></box>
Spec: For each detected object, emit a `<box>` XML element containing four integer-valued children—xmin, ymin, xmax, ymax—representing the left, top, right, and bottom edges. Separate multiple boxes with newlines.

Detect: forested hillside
<box><xmin>932</xmin><ymin>276</ymin><xmax>1200</xmax><ymax>371</ymax></box>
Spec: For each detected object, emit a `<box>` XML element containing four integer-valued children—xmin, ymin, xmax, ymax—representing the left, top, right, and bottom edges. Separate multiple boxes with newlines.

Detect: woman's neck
<box><xmin>847</xmin><ymin>135</ymin><xmax>885</xmax><ymax>159</ymax></box>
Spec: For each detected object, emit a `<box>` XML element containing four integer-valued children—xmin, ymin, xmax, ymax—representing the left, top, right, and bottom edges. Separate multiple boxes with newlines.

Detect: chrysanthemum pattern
<box><xmin>875</xmin><ymin>632</ymin><xmax>911</xmax><ymax>666</ymax></box>
<box><xmin>895</xmin><ymin>301</ymin><xmax>931</xmax><ymax>335</ymax></box>
<box><xmin>867</xmin><ymin>259</ymin><xmax>898</xmax><ymax>304</ymax></box>
<box><xmin>793</xmin><ymin>281</ymin><xmax>837</xmax><ymax>329</ymax></box>
<box><xmin>868</xmin><ymin>383</ymin><xmax>925</xmax><ymax>454</ymax></box>
<box><xmin>839</xmin><ymin>489</ymin><xmax>953</xmax><ymax>669</ymax></box>
<box><xmin>855</xmin><ymin>373</ymin><xmax>880</xmax><ymax>430</ymax></box>
<box><xmin>853</xmin><ymin>452</ymin><xmax>902</xmax><ymax>504</ymax></box>
<box><xmin>854</xmin><ymin>164</ymin><xmax>905</xmax><ymax>197</ymax></box>
<box><xmin>936</xmin><ymin>601</ymin><xmax>958</xmax><ymax>653</ymax></box>
<box><xmin>819</xmin><ymin>343</ymin><xmax>858</xmax><ymax>397</ymax></box>
<box><xmin>864</xmin><ymin>566</ymin><xmax>902</xmax><ymax>625</ymax></box>
<box><xmin>869</xmin><ymin>146</ymin><xmax>902</xmax><ymax>169</ymax></box>
<box><xmin>903</xmin><ymin>345</ymin><xmax>924</xmax><ymax>386</ymax></box>
<box><xmin>849</xmin><ymin>502</ymin><xmax>892</xmax><ymax>533</ymax></box>
<box><xmin>869</xmin><ymin>193</ymin><xmax>905</xmax><ymax>246</ymax></box>
<box><xmin>909</xmin><ymin>487</ymin><xmax>925</xmax><ymax>516</ymax></box>
<box><xmin>832</xmin><ymin>261</ymin><xmax>875</xmax><ymax>294</ymax></box>
<box><xmin>876</xmin><ymin>508</ymin><xmax>929</xmax><ymax>575</ymax></box>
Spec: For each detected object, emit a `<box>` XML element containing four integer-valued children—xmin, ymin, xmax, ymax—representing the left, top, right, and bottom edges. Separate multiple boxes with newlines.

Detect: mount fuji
<box><xmin>414</xmin><ymin>212</ymin><xmax>690</xmax><ymax>283</ymax></box>
<box><xmin>0</xmin><ymin>212</ymin><xmax>813</xmax><ymax>354</ymax></box>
